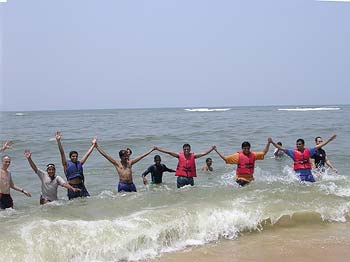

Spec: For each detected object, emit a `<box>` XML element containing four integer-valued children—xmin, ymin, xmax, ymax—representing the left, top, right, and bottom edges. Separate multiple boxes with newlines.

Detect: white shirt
<box><xmin>36</xmin><ymin>169</ymin><xmax>65</xmax><ymax>201</ymax></box>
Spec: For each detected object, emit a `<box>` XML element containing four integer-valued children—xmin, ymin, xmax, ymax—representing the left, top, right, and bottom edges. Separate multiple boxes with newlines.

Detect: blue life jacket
<box><xmin>66</xmin><ymin>160</ymin><xmax>84</xmax><ymax>181</ymax></box>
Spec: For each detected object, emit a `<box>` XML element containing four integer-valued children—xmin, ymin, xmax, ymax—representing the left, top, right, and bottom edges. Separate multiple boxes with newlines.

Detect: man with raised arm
<box><xmin>95</xmin><ymin>141</ymin><xmax>155</xmax><ymax>192</ymax></box>
<box><xmin>0</xmin><ymin>155</ymin><xmax>31</xmax><ymax>209</ymax></box>
<box><xmin>155</xmin><ymin>144</ymin><xmax>215</xmax><ymax>188</ymax></box>
<box><xmin>24</xmin><ymin>149</ymin><xmax>80</xmax><ymax>204</ymax></box>
<box><xmin>311</xmin><ymin>136</ymin><xmax>337</xmax><ymax>173</ymax></box>
<box><xmin>214</xmin><ymin>139</ymin><xmax>271</xmax><ymax>187</ymax></box>
<box><xmin>269</xmin><ymin>134</ymin><xmax>336</xmax><ymax>182</ymax></box>
<box><xmin>56</xmin><ymin>131</ymin><xmax>96</xmax><ymax>199</ymax></box>
<box><xmin>0</xmin><ymin>141</ymin><xmax>13</xmax><ymax>153</ymax></box>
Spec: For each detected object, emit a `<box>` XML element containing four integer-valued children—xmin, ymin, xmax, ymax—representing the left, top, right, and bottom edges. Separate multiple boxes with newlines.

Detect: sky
<box><xmin>1</xmin><ymin>0</ymin><xmax>349</xmax><ymax>111</ymax></box>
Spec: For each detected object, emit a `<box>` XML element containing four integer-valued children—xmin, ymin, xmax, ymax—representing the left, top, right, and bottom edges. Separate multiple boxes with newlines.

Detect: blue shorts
<box><xmin>295</xmin><ymin>169</ymin><xmax>315</xmax><ymax>183</ymax></box>
<box><xmin>236</xmin><ymin>179</ymin><xmax>250</xmax><ymax>187</ymax></box>
<box><xmin>118</xmin><ymin>182</ymin><xmax>137</xmax><ymax>192</ymax></box>
<box><xmin>68</xmin><ymin>183</ymin><xmax>90</xmax><ymax>200</ymax></box>
<box><xmin>177</xmin><ymin>176</ymin><xmax>194</xmax><ymax>188</ymax></box>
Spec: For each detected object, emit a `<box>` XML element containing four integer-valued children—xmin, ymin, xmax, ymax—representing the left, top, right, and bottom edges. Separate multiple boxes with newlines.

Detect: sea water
<box><xmin>0</xmin><ymin>105</ymin><xmax>349</xmax><ymax>261</ymax></box>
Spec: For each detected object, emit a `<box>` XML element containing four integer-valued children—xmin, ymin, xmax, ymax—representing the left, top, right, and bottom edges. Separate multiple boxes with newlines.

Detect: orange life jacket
<box><xmin>176</xmin><ymin>152</ymin><xmax>197</xmax><ymax>178</ymax></box>
<box><xmin>236</xmin><ymin>151</ymin><xmax>256</xmax><ymax>176</ymax></box>
<box><xmin>293</xmin><ymin>148</ymin><xmax>312</xmax><ymax>170</ymax></box>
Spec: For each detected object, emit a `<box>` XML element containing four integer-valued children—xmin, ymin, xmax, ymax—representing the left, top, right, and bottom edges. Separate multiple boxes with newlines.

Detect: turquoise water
<box><xmin>0</xmin><ymin>105</ymin><xmax>349</xmax><ymax>261</ymax></box>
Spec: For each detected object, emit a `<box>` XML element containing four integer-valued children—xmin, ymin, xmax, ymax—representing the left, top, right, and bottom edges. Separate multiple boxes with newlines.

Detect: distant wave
<box><xmin>278</xmin><ymin>107</ymin><xmax>340</xmax><ymax>112</ymax></box>
<box><xmin>185</xmin><ymin>108</ymin><xmax>231</xmax><ymax>112</ymax></box>
<box><xmin>15</xmin><ymin>112</ymin><xmax>25</xmax><ymax>116</ymax></box>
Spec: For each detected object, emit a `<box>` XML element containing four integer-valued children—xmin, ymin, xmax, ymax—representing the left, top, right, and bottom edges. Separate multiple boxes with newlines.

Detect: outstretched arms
<box><xmin>95</xmin><ymin>142</ymin><xmax>120</xmax><ymax>167</ymax></box>
<box><xmin>268</xmin><ymin>137</ymin><xmax>287</xmax><ymax>153</ymax></box>
<box><xmin>262</xmin><ymin>139</ymin><xmax>272</xmax><ymax>155</ymax></box>
<box><xmin>130</xmin><ymin>147</ymin><xmax>155</xmax><ymax>165</ymax></box>
<box><xmin>194</xmin><ymin>145</ymin><xmax>215</xmax><ymax>159</ymax></box>
<box><xmin>80</xmin><ymin>137</ymin><xmax>97</xmax><ymax>164</ymax></box>
<box><xmin>154</xmin><ymin>147</ymin><xmax>179</xmax><ymax>158</ymax></box>
<box><xmin>0</xmin><ymin>141</ymin><xmax>13</xmax><ymax>152</ymax></box>
<box><xmin>315</xmin><ymin>134</ymin><xmax>336</xmax><ymax>150</ymax></box>
<box><xmin>24</xmin><ymin>149</ymin><xmax>38</xmax><ymax>173</ymax></box>
<box><xmin>214</xmin><ymin>146</ymin><xmax>227</xmax><ymax>162</ymax></box>
<box><xmin>55</xmin><ymin>131</ymin><xmax>68</xmax><ymax>170</ymax></box>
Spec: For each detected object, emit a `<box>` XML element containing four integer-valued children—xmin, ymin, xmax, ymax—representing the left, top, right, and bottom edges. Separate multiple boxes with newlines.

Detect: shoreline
<box><xmin>154</xmin><ymin>222</ymin><xmax>350</xmax><ymax>262</ymax></box>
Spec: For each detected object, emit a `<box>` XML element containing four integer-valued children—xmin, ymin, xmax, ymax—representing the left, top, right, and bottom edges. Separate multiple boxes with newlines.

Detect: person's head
<box><xmin>154</xmin><ymin>155</ymin><xmax>161</xmax><ymax>165</ymax></box>
<box><xmin>126</xmin><ymin>148</ymin><xmax>132</xmax><ymax>156</ymax></box>
<box><xmin>296</xmin><ymin>138</ymin><xmax>305</xmax><ymax>151</ymax></box>
<box><xmin>46</xmin><ymin>163</ymin><xmax>56</xmax><ymax>178</ymax></box>
<box><xmin>69</xmin><ymin>151</ymin><xmax>79</xmax><ymax>162</ymax></box>
<box><xmin>2</xmin><ymin>155</ymin><xmax>11</xmax><ymax>169</ymax></box>
<box><xmin>277</xmin><ymin>142</ymin><xmax>282</xmax><ymax>146</ymax></box>
<box><xmin>241</xmin><ymin>141</ymin><xmax>251</xmax><ymax>155</ymax></box>
<box><xmin>182</xmin><ymin>144</ymin><xmax>191</xmax><ymax>155</ymax></box>
<box><xmin>315</xmin><ymin>136</ymin><xmax>323</xmax><ymax>146</ymax></box>
<box><xmin>119</xmin><ymin>149</ymin><xmax>129</xmax><ymax>161</ymax></box>
<box><xmin>206</xmin><ymin>157</ymin><xmax>212</xmax><ymax>167</ymax></box>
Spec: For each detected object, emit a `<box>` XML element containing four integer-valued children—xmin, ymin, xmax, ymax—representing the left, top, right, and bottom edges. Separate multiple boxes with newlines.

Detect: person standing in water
<box><xmin>56</xmin><ymin>131</ymin><xmax>96</xmax><ymax>199</ymax></box>
<box><xmin>0</xmin><ymin>155</ymin><xmax>31</xmax><ymax>209</ymax></box>
<box><xmin>311</xmin><ymin>136</ymin><xmax>337</xmax><ymax>173</ymax></box>
<box><xmin>269</xmin><ymin>135</ymin><xmax>336</xmax><ymax>182</ymax></box>
<box><xmin>201</xmin><ymin>157</ymin><xmax>213</xmax><ymax>172</ymax></box>
<box><xmin>95</xmin><ymin>141</ymin><xmax>155</xmax><ymax>192</ymax></box>
<box><xmin>214</xmin><ymin>139</ymin><xmax>271</xmax><ymax>187</ymax></box>
<box><xmin>141</xmin><ymin>155</ymin><xmax>175</xmax><ymax>185</ymax></box>
<box><xmin>24</xmin><ymin>149</ymin><xmax>80</xmax><ymax>204</ymax></box>
<box><xmin>155</xmin><ymin>144</ymin><xmax>215</xmax><ymax>188</ymax></box>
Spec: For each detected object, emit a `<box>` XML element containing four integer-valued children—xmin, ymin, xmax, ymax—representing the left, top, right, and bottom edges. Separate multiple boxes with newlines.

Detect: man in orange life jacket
<box><xmin>269</xmin><ymin>135</ymin><xmax>336</xmax><ymax>182</ymax></box>
<box><xmin>155</xmin><ymin>144</ymin><xmax>215</xmax><ymax>188</ymax></box>
<box><xmin>214</xmin><ymin>139</ymin><xmax>271</xmax><ymax>187</ymax></box>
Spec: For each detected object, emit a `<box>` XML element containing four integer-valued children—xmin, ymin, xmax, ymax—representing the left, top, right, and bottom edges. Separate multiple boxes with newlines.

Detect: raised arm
<box><xmin>55</xmin><ymin>131</ymin><xmax>68</xmax><ymax>170</ymax></box>
<box><xmin>130</xmin><ymin>147</ymin><xmax>155</xmax><ymax>165</ymax></box>
<box><xmin>80</xmin><ymin>137</ymin><xmax>96</xmax><ymax>164</ymax></box>
<box><xmin>24</xmin><ymin>149</ymin><xmax>38</xmax><ymax>173</ymax></box>
<box><xmin>0</xmin><ymin>141</ymin><xmax>13</xmax><ymax>152</ymax></box>
<box><xmin>268</xmin><ymin>137</ymin><xmax>287</xmax><ymax>152</ymax></box>
<box><xmin>214</xmin><ymin>146</ymin><xmax>227</xmax><ymax>162</ymax></box>
<box><xmin>155</xmin><ymin>147</ymin><xmax>179</xmax><ymax>158</ymax></box>
<box><xmin>194</xmin><ymin>145</ymin><xmax>215</xmax><ymax>159</ymax></box>
<box><xmin>262</xmin><ymin>139</ymin><xmax>272</xmax><ymax>155</ymax></box>
<box><xmin>95</xmin><ymin>142</ymin><xmax>120</xmax><ymax>167</ymax></box>
<box><xmin>315</xmin><ymin>134</ymin><xmax>336</xmax><ymax>150</ymax></box>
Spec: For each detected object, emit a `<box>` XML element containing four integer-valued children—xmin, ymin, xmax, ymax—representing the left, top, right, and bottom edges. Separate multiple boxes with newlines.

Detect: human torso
<box><xmin>236</xmin><ymin>151</ymin><xmax>256</xmax><ymax>181</ymax></box>
<box><xmin>176</xmin><ymin>153</ymin><xmax>196</xmax><ymax>178</ymax></box>
<box><xmin>117</xmin><ymin>161</ymin><xmax>133</xmax><ymax>183</ymax></box>
<box><xmin>65</xmin><ymin>160</ymin><xmax>84</xmax><ymax>184</ymax></box>
<box><xmin>37</xmin><ymin>169</ymin><xmax>65</xmax><ymax>201</ymax></box>
<box><xmin>0</xmin><ymin>169</ymin><xmax>11</xmax><ymax>194</ymax></box>
<box><xmin>150</xmin><ymin>164</ymin><xmax>167</xmax><ymax>183</ymax></box>
<box><xmin>312</xmin><ymin>148</ymin><xmax>326</xmax><ymax>167</ymax></box>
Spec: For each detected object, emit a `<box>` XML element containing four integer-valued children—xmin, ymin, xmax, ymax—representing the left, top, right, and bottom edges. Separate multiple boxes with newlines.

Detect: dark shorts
<box><xmin>0</xmin><ymin>193</ymin><xmax>13</xmax><ymax>209</ymax></box>
<box><xmin>236</xmin><ymin>179</ymin><xmax>250</xmax><ymax>187</ymax></box>
<box><xmin>118</xmin><ymin>182</ymin><xmax>137</xmax><ymax>192</ymax></box>
<box><xmin>40</xmin><ymin>195</ymin><xmax>52</xmax><ymax>205</ymax></box>
<box><xmin>177</xmin><ymin>176</ymin><xmax>194</xmax><ymax>188</ymax></box>
<box><xmin>68</xmin><ymin>183</ymin><xmax>90</xmax><ymax>200</ymax></box>
<box><xmin>296</xmin><ymin>169</ymin><xmax>315</xmax><ymax>183</ymax></box>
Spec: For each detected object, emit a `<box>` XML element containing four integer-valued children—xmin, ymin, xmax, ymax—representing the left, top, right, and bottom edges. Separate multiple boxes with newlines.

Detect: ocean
<box><xmin>0</xmin><ymin>105</ymin><xmax>349</xmax><ymax>261</ymax></box>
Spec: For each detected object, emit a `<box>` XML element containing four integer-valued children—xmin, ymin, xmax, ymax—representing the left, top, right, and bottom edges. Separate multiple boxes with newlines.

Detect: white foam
<box><xmin>184</xmin><ymin>108</ymin><xmax>231</xmax><ymax>112</ymax></box>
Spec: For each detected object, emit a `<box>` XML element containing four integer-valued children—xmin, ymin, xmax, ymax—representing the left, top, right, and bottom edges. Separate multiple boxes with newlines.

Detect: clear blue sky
<box><xmin>1</xmin><ymin>0</ymin><xmax>349</xmax><ymax>111</ymax></box>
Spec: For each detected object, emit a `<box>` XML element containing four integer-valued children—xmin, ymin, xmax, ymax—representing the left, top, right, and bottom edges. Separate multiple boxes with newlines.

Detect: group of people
<box><xmin>0</xmin><ymin>132</ymin><xmax>337</xmax><ymax>209</ymax></box>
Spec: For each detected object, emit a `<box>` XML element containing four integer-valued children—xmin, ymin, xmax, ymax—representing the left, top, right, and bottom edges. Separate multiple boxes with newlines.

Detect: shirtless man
<box><xmin>201</xmin><ymin>157</ymin><xmax>213</xmax><ymax>172</ymax></box>
<box><xmin>95</xmin><ymin>142</ymin><xmax>155</xmax><ymax>192</ymax></box>
<box><xmin>0</xmin><ymin>155</ymin><xmax>31</xmax><ymax>209</ymax></box>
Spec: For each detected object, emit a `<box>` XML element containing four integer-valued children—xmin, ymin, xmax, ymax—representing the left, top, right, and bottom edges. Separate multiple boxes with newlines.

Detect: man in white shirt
<box><xmin>24</xmin><ymin>149</ymin><xmax>80</xmax><ymax>204</ymax></box>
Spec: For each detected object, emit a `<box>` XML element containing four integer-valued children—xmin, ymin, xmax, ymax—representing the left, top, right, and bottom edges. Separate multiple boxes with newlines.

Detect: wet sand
<box><xmin>155</xmin><ymin>223</ymin><xmax>350</xmax><ymax>262</ymax></box>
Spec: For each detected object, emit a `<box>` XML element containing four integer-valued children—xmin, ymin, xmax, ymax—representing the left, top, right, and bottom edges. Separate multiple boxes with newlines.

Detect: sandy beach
<box><xmin>155</xmin><ymin>223</ymin><xmax>350</xmax><ymax>262</ymax></box>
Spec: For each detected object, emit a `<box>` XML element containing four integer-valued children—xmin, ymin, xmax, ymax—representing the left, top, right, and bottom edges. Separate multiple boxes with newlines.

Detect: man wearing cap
<box><xmin>24</xmin><ymin>149</ymin><xmax>80</xmax><ymax>204</ymax></box>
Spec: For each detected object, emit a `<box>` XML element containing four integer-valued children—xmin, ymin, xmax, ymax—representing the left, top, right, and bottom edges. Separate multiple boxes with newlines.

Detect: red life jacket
<box><xmin>293</xmin><ymin>148</ymin><xmax>312</xmax><ymax>170</ymax></box>
<box><xmin>176</xmin><ymin>152</ymin><xmax>197</xmax><ymax>178</ymax></box>
<box><xmin>236</xmin><ymin>151</ymin><xmax>256</xmax><ymax>176</ymax></box>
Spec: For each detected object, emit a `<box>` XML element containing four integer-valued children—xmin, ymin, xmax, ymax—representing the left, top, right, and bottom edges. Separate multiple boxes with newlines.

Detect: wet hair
<box><xmin>183</xmin><ymin>143</ymin><xmax>191</xmax><ymax>149</ymax></box>
<box><xmin>296</xmin><ymin>138</ymin><xmax>305</xmax><ymax>145</ymax></box>
<box><xmin>241</xmin><ymin>141</ymin><xmax>251</xmax><ymax>148</ymax></box>
<box><xmin>154</xmin><ymin>155</ymin><xmax>161</xmax><ymax>161</ymax></box>
<box><xmin>46</xmin><ymin>163</ymin><xmax>56</xmax><ymax>170</ymax></box>
<box><xmin>206</xmin><ymin>158</ymin><xmax>212</xmax><ymax>163</ymax></box>
<box><xmin>69</xmin><ymin>151</ymin><xmax>78</xmax><ymax>158</ymax></box>
<box><xmin>2</xmin><ymin>155</ymin><xmax>10</xmax><ymax>161</ymax></box>
<box><xmin>277</xmin><ymin>142</ymin><xmax>282</xmax><ymax>146</ymax></box>
<box><xmin>119</xmin><ymin>150</ymin><xmax>128</xmax><ymax>158</ymax></box>
<box><xmin>126</xmin><ymin>148</ymin><xmax>132</xmax><ymax>155</ymax></box>
<box><xmin>315</xmin><ymin>136</ymin><xmax>322</xmax><ymax>142</ymax></box>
